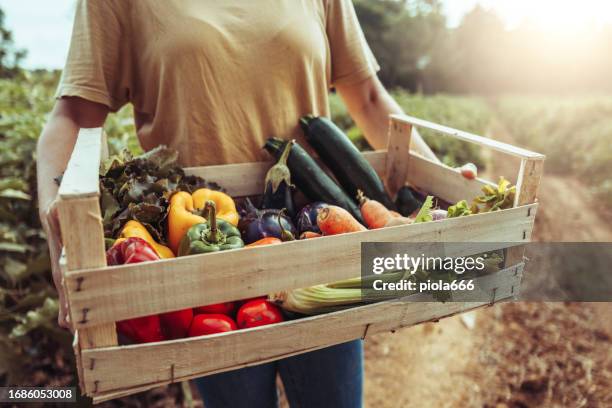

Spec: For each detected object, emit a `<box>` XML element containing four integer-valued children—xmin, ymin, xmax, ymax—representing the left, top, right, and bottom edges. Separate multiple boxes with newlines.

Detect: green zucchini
<box><xmin>299</xmin><ymin>115</ymin><xmax>396</xmax><ymax>211</ymax></box>
<box><xmin>264</xmin><ymin>138</ymin><xmax>364</xmax><ymax>224</ymax></box>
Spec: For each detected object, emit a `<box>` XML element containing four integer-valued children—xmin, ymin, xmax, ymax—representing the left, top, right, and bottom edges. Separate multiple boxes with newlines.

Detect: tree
<box><xmin>354</xmin><ymin>0</ymin><xmax>447</xmax><ymax>92</ymax></box>
<box><xmin>445</xmin><ymin>6</ymin><xmax>509</xmax><ymax>94</ymax></box>
<box><xmin>0</xmin><ymin>7</ymin><xmax>26</xmax><ymax>78</ymax></box>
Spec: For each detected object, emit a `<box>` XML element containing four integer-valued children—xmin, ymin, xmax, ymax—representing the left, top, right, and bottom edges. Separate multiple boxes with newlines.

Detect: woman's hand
<box><xmin>40</xmin><ymin>197</ymin><xmax>73</xmax><ymax>331</ymax></box>
<box><xmin>37</xmin><ymin>97</ymin><xmax>109</xmax><ymax>331</ymax></box>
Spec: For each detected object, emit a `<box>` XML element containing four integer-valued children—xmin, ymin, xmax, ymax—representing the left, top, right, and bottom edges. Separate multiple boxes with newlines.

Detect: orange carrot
<box><xmin>300</xmin><ymin>231</ymin><xmax>322</xmax><ymax>239</ymax></box>
<box><xmin>384</xmin><ymin>216</ymin><xmax>413</xmax><ymax>227</ymax></box>
<box><xmin>317</xmin><ymin>206</ymin><xmax>367</xmax><ymax>236</ymax></box>
<box><xmin>357</xmin><ymin>190</ymin><xmax>393</xmax><ymax>229</ymax></box>
<box><xmin>246</xmin><ymin>237</ymin><xmax>282</xmax><ymax>247</ymax></box>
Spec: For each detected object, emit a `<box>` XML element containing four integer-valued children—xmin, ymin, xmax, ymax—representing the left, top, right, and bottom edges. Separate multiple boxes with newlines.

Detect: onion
<box><xmin>432</xmin><ymin>209</ymin><xmax>448</xmax><ymax>221</ymax></box>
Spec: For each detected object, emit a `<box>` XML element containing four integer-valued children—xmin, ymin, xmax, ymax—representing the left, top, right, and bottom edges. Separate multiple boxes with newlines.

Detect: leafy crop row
<box><xmin>0</xmin><ymin>71</ymin><xmax>136</xmax><ymax>387</ymax></box>
<box><xmin>495</xmin><ymin>96</ymin><xmax>612</xmax><ymax>203</ymax></box>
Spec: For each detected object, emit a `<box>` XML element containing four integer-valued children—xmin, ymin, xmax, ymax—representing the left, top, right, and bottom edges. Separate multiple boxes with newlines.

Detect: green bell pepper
<box><xmin>178</xmin><ymin>200</ymin><xmax>244</xmax><ymax>256</ymax></box>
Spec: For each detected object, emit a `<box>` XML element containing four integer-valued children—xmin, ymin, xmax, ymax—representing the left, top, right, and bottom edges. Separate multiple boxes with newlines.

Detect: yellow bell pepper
<box><xmin>116</xmin><ymin>220</ymin><xmax>175</xmax><ymax>259</ymax></box>
<box><xmin>168</xmin><ymin>188</ymin><xmax>239</xmax><ymax>253</ymax></box>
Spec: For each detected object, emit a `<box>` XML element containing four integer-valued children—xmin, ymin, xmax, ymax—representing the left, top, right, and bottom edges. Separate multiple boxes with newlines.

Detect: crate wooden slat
<box><xmin>55</xmin><ymin>115</ymin><xmax>544</xmax><ymax>401</ymax></box>
<box><xmin>58</xmin><ymin>128</ymin><xmax>104</xmax><ymax>198</ymax></box>
<box><xmin>83</xmin><ymin>264</ymin><xmax>522</xmax><ymax>397</ymax></box>
<box><xmin>57</xmin><ymin>128</ymin><xmax>118</xmax><ymax>360</ymax></box>
<box><xmin>64</xmin><ymin>204</ymin><xmax>536</xmax><ymax>328</ymax></box>
<box><xmin>184</xmin><ymin>150</ymin><xmax>495</xmax><ymax>206</ymax></box>
<box><xmin>385</xmin><ymin>118</ymin><xmax>412</xmax><ymax>196</ymax></box>
<box><xmin>391</xmin><ymin>114</ymin><xmax>545</xmax><ymax>160</ymax></box>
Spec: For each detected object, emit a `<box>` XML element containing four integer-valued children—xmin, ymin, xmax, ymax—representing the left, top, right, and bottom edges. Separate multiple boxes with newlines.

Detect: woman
<box><xmin>38</xmin><ymin>1</ymin><xmax>440</xmax><ymax>407</ymax></box>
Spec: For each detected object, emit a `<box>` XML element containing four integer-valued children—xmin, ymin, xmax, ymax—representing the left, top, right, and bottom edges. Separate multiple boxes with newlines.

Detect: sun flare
<box><xmin>481</xmin><ymin>0</ymin><xmax>612</xmax><ymax>32</ymax></box>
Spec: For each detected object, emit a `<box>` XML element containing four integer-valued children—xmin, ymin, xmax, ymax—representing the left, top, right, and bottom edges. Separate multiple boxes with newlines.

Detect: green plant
<box><xmin>0</xmin><ymin>71</ymin><xmax>141</xmax><ymax>387</ymax></box>
<box><xmin>0</xmin><ymin>71</ymin><xmax>69</xmax><ymax>384</ymax></box>
<box><xmin>0</xmin><ymin>8</ymin><xmax>26</xmax><ymax>78</ymax></box>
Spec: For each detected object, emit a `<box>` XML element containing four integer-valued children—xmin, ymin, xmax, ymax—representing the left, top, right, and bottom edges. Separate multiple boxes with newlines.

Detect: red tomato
<box><xmin>193</xmin><ymin>302</ymin><xmax>236</xmax><ymax>316</ymax></box>
<box><xmin>459</xmin><ymin>163</ymin><xmax>478</xmax><ymax>180</ymax></box>
<box><xmin>159</xmin><ymin>308</ymin><xmax>194</xmax><ymax>339</ymax></box>
<box><xmin>188</xmin><ymin>314</ymin><xmax>237</xmax><ymax>337</ymax></box>
<box><xmin>236</xmin><ymin>300</ymin><xmax>284</xmax><ymax>329</ymax></box>
<box><xmin>236</xmin><ymin>297</ymin><xmax>267</xmax><ymax>307</ymax></box>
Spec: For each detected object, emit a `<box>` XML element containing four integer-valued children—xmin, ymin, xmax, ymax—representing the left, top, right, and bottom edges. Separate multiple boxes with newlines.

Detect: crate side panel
<box><xmin>65</xmin><ymin>204</ymin><xmax>535</xmax><ymax>327</ymax></box>
<box><xmin>184</xmin><ymin>150</ymin><xmax>492</xmax><ymax>203</ymax></box>
<box><xmin>82</xmin><ymin>266</ymin><xmax>521</xmax><ymax>394</ymax></box>
<box><xmin>65</xmin><ymin>204</ymin><xmax>535</xmax><ymax>328</ymax></box>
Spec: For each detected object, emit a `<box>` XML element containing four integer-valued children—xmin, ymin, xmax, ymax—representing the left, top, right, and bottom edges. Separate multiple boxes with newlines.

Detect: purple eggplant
<box><xmin>238</xmin><ymin>198</ymin><xmax>297</xmax><ymax>244</ymax></box>
<box><xmin>295</xmin><ymin>202</ymin><xmax>328</xmax><ymax>235</ymax></box>
<box><xmin>395</xmin><ymin>186</ymin><xmax>425</xmax><ymax>217</ymax></box>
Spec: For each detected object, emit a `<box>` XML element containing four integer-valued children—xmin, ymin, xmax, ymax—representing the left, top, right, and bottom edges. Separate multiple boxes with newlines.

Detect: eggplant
<box><xmin>295</xmin><ymin>202</ymin><xmax>327</xmax><ymax>235</ymax></box>
<box><xmin>263</xmin><ymin>138</ymin><xmax>364</xmax><ymax>223</ymax></box>
<box><xmin>299</xmin><ymin>115</ymin><xmax>396</xmax><ymax>211</ymax></box>
<box><xmin>277</xmin><ymin>209</ymin><xmax>296</xmax><ymax>241</ymax></box>
<box><xmin>262</xmin><ymin>140</ymin><xmax>295</xmax><ymax>218</ymax></box>
<box><xmin>395</xmin><ymin>186</ymin><xmax>424</xmax><ymax>217</ymax></box>
<box><xmin>238</xmin><ymin>198</ymin><xmax>297</xmax><ymax>244</ymax></box>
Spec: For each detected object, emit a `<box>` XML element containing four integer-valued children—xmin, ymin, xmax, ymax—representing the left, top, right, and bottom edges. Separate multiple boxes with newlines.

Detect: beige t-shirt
<box><xmin>57</xmin><ymin>0</ymin><xmax>379</xmax><ymax>166</ymax></box>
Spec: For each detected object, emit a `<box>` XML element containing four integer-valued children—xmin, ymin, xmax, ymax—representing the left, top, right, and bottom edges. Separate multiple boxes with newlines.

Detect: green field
<box><xmin>2</xmin><ymin>72</ymin><xmax>611</xmax><ymax>389</ymax></box>
<box><xmin>331</xmin><ymin>91</ymin><xmax>492</xmax><ymax>168</ymax></box>
<box><xmin>494</xmin><ymin>96</ymin><xmax>612</xmax><ymax>202</ymax></box>
<box><xmin>333</xmin><ymin>91</ymin><xmax>612</xmax><ymax>202</ymax></box>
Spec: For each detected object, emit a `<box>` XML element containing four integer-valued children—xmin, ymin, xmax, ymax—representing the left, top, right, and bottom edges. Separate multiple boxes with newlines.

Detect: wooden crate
<box><xmin>56</xmin><ymin>115</ymin><xmax>544</xmax><ymax>403</ymax></box>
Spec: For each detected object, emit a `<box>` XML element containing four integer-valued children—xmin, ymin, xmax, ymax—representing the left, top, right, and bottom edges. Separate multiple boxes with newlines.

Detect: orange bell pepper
<box><xmin>116</xmin><ymin>220</ymin><xmax>175</xmax><ymax>259</ymax></box>
<box><xmin>168</xmin><ymin>189</ymin><xmax>239</xmax><ymax>253</ymax></box>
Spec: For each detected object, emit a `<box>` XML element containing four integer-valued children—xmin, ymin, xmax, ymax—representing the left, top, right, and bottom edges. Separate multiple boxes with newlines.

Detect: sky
<box><xmin>2</xmin><ymin>0</ymin><xmax>612</xmax><ymax>70</ymax></box>
<box><xmin>0</xmin><ymin>0</ymin><xmax>76</xmax><ymax>69</ymax></box>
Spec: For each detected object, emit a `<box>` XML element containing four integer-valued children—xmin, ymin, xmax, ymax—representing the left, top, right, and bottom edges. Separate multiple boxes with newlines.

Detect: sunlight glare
<box><xmin>479</xmin><ymin>0</ymin><xmax>612</xmax><ymax>31</ymax></box>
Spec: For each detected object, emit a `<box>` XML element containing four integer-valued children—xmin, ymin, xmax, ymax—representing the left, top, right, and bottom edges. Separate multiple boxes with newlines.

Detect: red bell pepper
<box><xmin>236</xmin><ymin>299</ymin><xmax>283</xmax><ymax>329</ymax></box>
<box><xmin>159</xmin><ymin>308</ymin><xmax>194</xmax><ymax>340</ymax></box>
<box><xmin>107</xmin><ymin>237</ymin><xmax>166</xmax><ymax>344</ymax></box>
<box><xmin>194</xmin><ymin>302</ymin><xmax>236</xmax><ymax>316</ymax></box>
<box><xmin>106</xmin><ymin>237</ymin><xmax>159</xmax><ymax>265</ymax></box>
<box><xmin>188</xmin><ymin>314</ymin><xmax>237</xmax><ymax>337</ymax></box>
<box><xmin>116</xmin><ymin>316</ymin><xmax>164</xmax><ymax>343</ymax></box>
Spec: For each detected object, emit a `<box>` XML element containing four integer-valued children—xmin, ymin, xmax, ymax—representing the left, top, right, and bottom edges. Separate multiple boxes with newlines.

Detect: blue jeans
<box><xmin>193</xmin><ymin>340</ymin><xmax>363</xmax><ymax>408</ymax></box>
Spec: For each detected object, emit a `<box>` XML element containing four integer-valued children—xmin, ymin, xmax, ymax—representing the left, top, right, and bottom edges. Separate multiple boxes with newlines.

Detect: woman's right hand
<box><xmin>40</xmin><ymin>197</ymin><xmax>72</xmax><ymax>332</ymax></box>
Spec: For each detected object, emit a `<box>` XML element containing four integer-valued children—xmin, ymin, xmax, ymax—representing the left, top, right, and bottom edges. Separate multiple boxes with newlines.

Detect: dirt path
<box><xmin>483</xmin><ymin>120</ymin><xmax>612</xmax><ymax>242</ymax></box>
<box><xmin>362</xmin><ymin>119</ymin><xmax>612</xmax><ymax>408</ymax></box>
<box><xmin>365</xmin><ymin>318</ymin><xmax>481</xmax><ymax>407</ymax></box>
<box><xmin>530</xmin><ymin>176</ymin><xmax>612</xmax><ymax>242</ymax></box>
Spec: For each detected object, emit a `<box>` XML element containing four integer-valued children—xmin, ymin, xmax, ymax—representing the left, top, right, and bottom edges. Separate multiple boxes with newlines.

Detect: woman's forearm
<box><xmin>336</xmin><ymin>77</ymin><xmax>439</xmax><ymax>162</ymax></box>
<box><xmin>37</xmin><ymin>98</ymin><xmax>109</xmax><ymax>215</ymax></box>
<box><xmin>37</xmin><ymin>114</ymin><xmax>80</xmax><ymax>214</ymax></box>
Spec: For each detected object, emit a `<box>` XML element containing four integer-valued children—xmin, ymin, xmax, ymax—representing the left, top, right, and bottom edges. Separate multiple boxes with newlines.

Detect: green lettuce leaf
<box><xmin>414</xmin><ymin>196</ymin><xmax>434</xmax><ymax>223</ymax></box>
